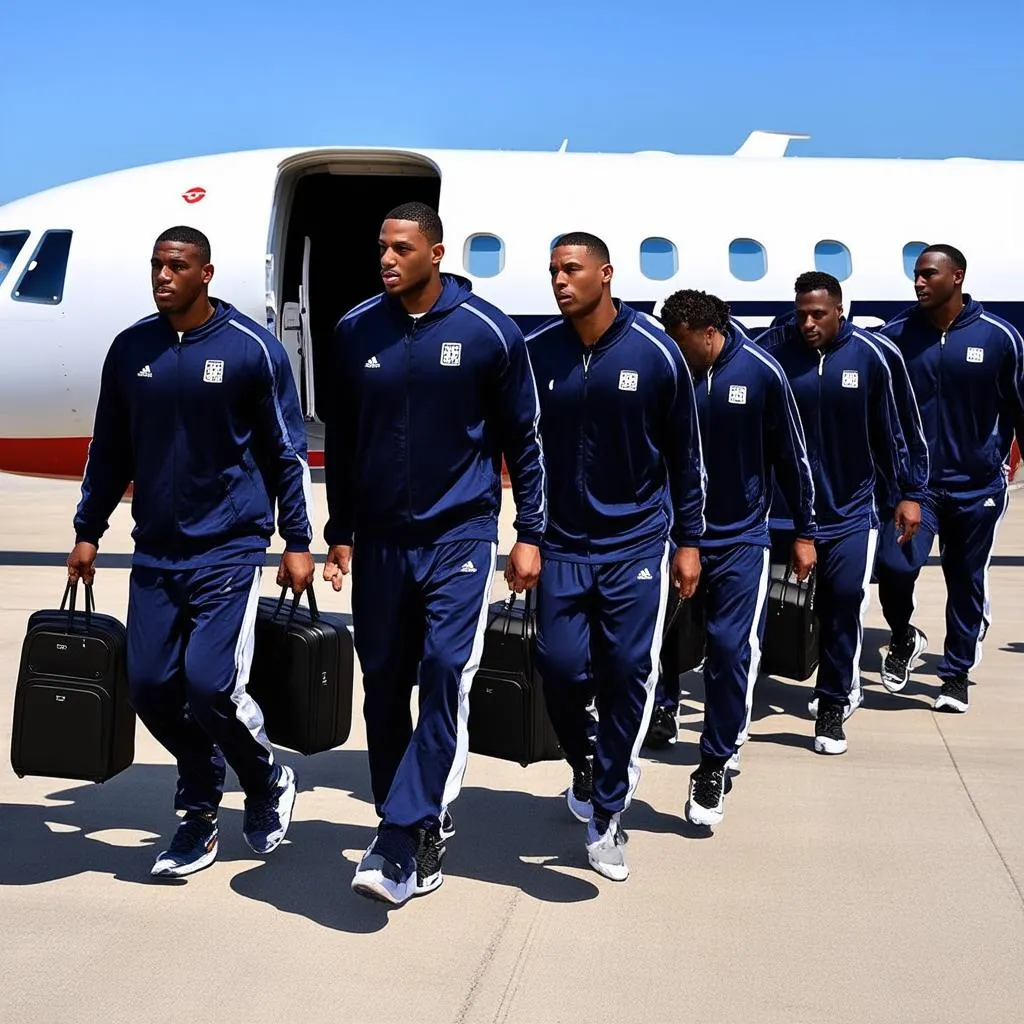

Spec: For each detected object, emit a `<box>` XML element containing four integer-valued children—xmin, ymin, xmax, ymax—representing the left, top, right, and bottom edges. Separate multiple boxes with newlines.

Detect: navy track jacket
<box><xmin>525</xmin><ymin>303</ymin><xmax>705</xmax><ymax>562</ymax></box>
<box><xmin>74</xmin><ymin>300</ymin><xmax>314</xmax><ymax>568</ymax></box>
<box><xmin>759</xmin><ymin>319</ymin><xmax>924</xmax><ymax>540</ymax></box>
<box><xmin>868</xmin><ymin>330</ymin><xmax>931</xmax><ymax>511</ymax></box>
<box><xmin>879</xmin><ymin>296</ymin><xmax>1024</xmax><ymax>498</ymax></box>
<box><xmin>323</xmin><ymin>274</ymin><xmax>546</xmax><ymax>549</ymax></box>
<box><xmin>692</xmin><ymin>325</ymin><xmax>816</xmax><ymax>547</ymax></box>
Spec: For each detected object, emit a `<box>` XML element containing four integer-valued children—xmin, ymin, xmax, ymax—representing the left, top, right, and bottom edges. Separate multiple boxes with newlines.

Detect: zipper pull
<box><xmin>707</xmin><ymin>369</ymin><xmax>713</xmax><ymax>394</ymax></box>
<box><xmin>940</xmin><ymin>331</ymin><xmax>946</xmax><ymax>347</ymax></box>
<box><xmin>817</xmin><ymin>352</ymin><xmax>824</xmax><ymax>376</ymax></box>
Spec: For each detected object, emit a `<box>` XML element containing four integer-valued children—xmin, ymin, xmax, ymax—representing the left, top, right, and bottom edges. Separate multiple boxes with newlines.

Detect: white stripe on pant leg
<box><xmin>230</xmin><ymin>567</ymin><xmax>275</xmax><ymax>761</ymax></box>
<box><xmin>624</xmin><ymin>541</ymin><xmax>672</xmax><ymax>810</ymax></box>
<box><xmin>736</xmin><ymin>547</ymin><xmax>771</xmax><ymax>748</ymax></box>
<box><xmin>441</xmin><ymin>542</ymin><xmax>498</xmax><ymax>812</ymax></box>
<box><xmin>849</xmin><ymin>529</ymin><xmax>879</xmax><ymax>711</ymax></box>
<box><xmin>972</xmin><ymin>484</ymin><xmax>1010</xmax><ymax>672</ymax></box>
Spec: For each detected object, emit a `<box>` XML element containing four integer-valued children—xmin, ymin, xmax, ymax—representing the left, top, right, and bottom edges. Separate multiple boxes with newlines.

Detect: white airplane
<box><xmin>0</xmin><ymin>130</ymin><xmax>1020</xmax><ymax>482</ymax></box>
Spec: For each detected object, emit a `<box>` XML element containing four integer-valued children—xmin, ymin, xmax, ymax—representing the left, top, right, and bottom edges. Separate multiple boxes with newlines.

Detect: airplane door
<box><xmin>298</xmin><ymin>236</ymin><xmax>317</xmax><ymax>421</ymax></box>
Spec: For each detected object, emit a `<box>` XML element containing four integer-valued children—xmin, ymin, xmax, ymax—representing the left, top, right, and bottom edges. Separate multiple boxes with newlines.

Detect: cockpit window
<box><xmin>13</xmin><ymin>229</ymin><xmax>73</xmax><ymax>305</ymax></box>
<box><xmin>0</xmin><ymin>230</ymin><xmax>30</xmax><ymax>288</ymax></box>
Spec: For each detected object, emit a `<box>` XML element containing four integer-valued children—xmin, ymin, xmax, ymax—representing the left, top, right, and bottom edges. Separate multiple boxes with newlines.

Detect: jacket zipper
<box><xmin>174</xmin><ymin>333</ymin><xmax>182</xmax><ymax>545</ymax></box>
<box><xmin>816</xmin><ymin>350</ymin><xmax>825</xmax><ymax>473</ymax></box>
<box><xmin>581</xmin><ymin>348</ymin><xmax>592</xmax><ymax>554</ymax></box>
<box><xmin>936</xmin><ymin>329</ymin><xmax>946</xmax><ymax>479</ymax></box>
<box><xmin>405</xmin><ymin>324</ymin><xmax>414</xmax><ymax>523</ymax></box>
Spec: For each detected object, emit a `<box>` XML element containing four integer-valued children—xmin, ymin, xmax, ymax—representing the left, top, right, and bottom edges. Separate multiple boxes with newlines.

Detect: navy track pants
<box><xmin>698</xmin><ymin>543</ymin><xmax>771</xmax><ymax>763</ymax></box>
<box><xmin>876</xmin><ymin>486</ymin><xmax>1009</xmax><ymax>680</ymax></box>
<box><xmin>127</xmin><ymin>564</ymin><xmax>277</xmax><ymax>815</ymax></box>
<box><xmin>536</xmin><ymin>545</ymin><xmax>670</xmax><ymax>818</ymax></box>
<box><xmin>351</xmin><ymin>538</ymin><xmax>496</xmax><ymax>831</ymax></box>
<box><xmin>771</xmin><ymin>528</ymin><xmax>878</xmax><ymax>708</ymax></box>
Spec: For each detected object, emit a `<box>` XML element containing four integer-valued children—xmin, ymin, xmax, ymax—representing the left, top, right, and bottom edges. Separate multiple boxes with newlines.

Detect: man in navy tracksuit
<box><xmin>322</xmin><ymin>203</ymin><xmax>546</xmax><ymax>906</ymax></box>
<box><xmin>644</xmin><ymin>315</ymin><xmax>753</xmax><ymax>750</ymax></box>
<box><xmin>876</xmin><ymin>244</ymin><xmax>1024</xmax><ymax>712</ymax></box>
<box><xmin>760</xmin><ymin>272</ymin><xmax>925</xmax><ymax>754</ymax></box>
<box><xmin>68</xmin><ymin>225</ymin><xmax>313</xmax><ymax>877</ymax></box>
<box><xmin>660</xmin><ymin>290</ymin><xmax>817</xmax><ymax>823</ymax></box>
<box><xmin>526</xmin><ymin>233</ymin><xmax>705</xmax><ymax>881</ymax></box>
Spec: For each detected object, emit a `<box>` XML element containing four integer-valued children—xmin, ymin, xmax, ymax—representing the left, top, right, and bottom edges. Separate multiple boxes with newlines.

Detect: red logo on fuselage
<box><xmin>182</xmin><ymin>187</ymin><xmax>207</xmax><ymax>204</ymax></box>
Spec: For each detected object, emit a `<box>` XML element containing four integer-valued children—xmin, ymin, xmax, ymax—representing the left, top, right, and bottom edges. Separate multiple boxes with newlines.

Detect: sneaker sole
<box><xmin>352</xmin><ymin>872</ymin><xmax>417</xmax><ymax>906</ymax></box>
<box><xmin>151</xmin><ymin>842</ymin><xmax>218</xmax><ymax>878</ymax></box>
<box><xmin>934</xmin><ymin>695</ymin><xmax>968</xmax><ymax>713</ymax></box>
<box><xmin>814</xmin><ymin>736</ymin><xmax>848</xmax><ymax>755</ymax></box>
<box><xmin>244</xmin><ymin>766</ymin><xmax>297</xmax><ymax>855</ymax></box>
<box><xmin>686</xmin><ymin>800</ymin><xmax>723</xmax><ymax>827</ymax></box>
<box><xmin>586</xmin><ymin>854</ymin><xmax>629</xmax><ymax>881</ymax></box>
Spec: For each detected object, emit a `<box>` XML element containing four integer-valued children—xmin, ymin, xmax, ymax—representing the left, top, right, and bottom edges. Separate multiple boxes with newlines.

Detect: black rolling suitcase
<box><xmin>11</xmin><ymin>581</ymin><xmax>135</xmax><ymax>783</ymax></box>
<box><xmin>248</xmin><ymin>585</ymin><xmax>353</xmax><ymax>755</ymax></box>
<box><xmin>468</xmin><ymin>591</ymin><xmax>563</xmax><ymax>767</ymax></box>
<box><xmin>759</xmin><ymin>565</ymin><xmax>819</xmax><ymax>681</ymax></box>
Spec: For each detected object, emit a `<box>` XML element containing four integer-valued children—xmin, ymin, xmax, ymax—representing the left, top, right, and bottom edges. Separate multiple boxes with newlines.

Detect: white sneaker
<box><xmin>585</xmin><ymin>816</ymin><xmax>629</xmax><ymax>881</ymax></box>
<box><xmin>351</xmin><ymin>838</ymin><xmax>417</xmax><ymax>906</ymax></box>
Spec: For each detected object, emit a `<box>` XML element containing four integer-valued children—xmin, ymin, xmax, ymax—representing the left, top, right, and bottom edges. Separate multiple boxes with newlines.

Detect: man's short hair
<box><xmin>155</xmin><ymin>225</ymin><xmax>211</xmax><ymax>264</ymax></box>
<box><xmin>795</xmin><ymin>270</ymin><xmax>842</xmax><ymax>302</ymax></box>
<box><xmin>384</xmin><ymin>202</ymin><xmax>443</xmax><ymax>244</ymax></box>
<box><xmin>551</xmin><ymin>231</ymin><xmax>611</xmax><ymax>264</ymax></box>
<box><xmin>921</xmin><ymin>243</ymin><xmax>967</xmax><ymax>273</ymax></box>
<box><xmin>659</xmin><ymin>289</ymin><xmax>731</xmax><ymax>334</ymax></box>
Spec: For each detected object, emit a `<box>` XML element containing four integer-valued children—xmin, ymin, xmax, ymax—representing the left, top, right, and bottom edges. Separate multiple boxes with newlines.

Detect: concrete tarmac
<box><xmin>1</xmin><ymin>473</ymin><xmax>1022</xmax><ymax>1023</ymax></box>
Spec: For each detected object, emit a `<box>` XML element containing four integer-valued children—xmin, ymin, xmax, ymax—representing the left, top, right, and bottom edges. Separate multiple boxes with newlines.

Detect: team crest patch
<box><xmin>841</xmin><ymin>370</ymin><xmax>859</xmax><ymax>389</ymax></box>
<box><xmin>728</xmin><ymin>385</ymin><xmax>747</xmax><ymax>405</ymax></box>
<box><xmin>203</xmin><ymin>359</ymin><xmax>224</xmax><ymax>383</ymax></box>
<box><xmin>440</xmin><ymin>342</ymin><xmax>462</xmax><ymax>367</ymax></box>
<box><xmin>619</xmin><ymin>370</ymin><xmax>639</xmax><ymax>392</ymax></box>
<box><xmin>966</xmin><ymin>347</ymin><xmax>984</xmax><ymax>364</ymax></box>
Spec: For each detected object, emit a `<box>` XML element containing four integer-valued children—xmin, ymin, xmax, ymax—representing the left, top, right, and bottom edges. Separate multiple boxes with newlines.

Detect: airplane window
<box><xmin>13</xmin><ymin>229</ymin><xmax>73</xmax><ymax>305</ymax></box>
<box><xmin>464</xmin><ymin>234</ymin><xmax>504</xmax><ymax>278</ymax></box>
<box><xmin>640</xmin><ymin>237</ymin><xmax>678</xmax><ymax>281</ymax></box>
<box><xmin>814</xmin><ymin>239</ymin><xmax>852</xmax><ymax>281</ymax></box>
<box><xmin>729</xmin><ymin>238</ymin><xmax>767</xmax><ymax>281</ymax></box>
<box><xmin>903</xmin><ymin>241</ymin><xmax>928</xmax><ymax>280</ymax></box>
<box><xmin>0</xmin><ymin>230</ymin><xmax>30</xmax><ymax>288</ymax></box>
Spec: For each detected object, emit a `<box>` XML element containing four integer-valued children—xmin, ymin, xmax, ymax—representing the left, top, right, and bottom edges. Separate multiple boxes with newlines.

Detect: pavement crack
<box><xmin>455</xmin><ymin>890</ymin><xmax>522</xmax><ymax>1024</ymax></box>
<box><xmin>933</xmin><ymin>714</ymin><xmax>1024</xmax><ymax>913</ymax></box>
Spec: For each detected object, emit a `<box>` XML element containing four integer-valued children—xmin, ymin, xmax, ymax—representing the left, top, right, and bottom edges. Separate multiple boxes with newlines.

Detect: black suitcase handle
<box><xmin>775</xmin><ymin>566</ymin><xmax>816</xmax><ymax>615</ymax></box>
<box><xmin>499</xmin><ymin>589</ymin><xmax>537</xmax><ymax>678</ymax></box>
<box><xmin>273</xmin><ymin>583</ymin><xmax>320</xmax><ymax>623</ymax></box>
<box><xmin>60</xmin><ymin>580</ymin><xmax>95</xmax><ymax>633</ymax></box>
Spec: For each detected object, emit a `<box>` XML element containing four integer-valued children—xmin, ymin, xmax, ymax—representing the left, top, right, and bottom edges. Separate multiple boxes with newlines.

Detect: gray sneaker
<box><xmin>585</xmin><ymin>816</ymin><xmax>629</xmax><ymax>881</ymax></box>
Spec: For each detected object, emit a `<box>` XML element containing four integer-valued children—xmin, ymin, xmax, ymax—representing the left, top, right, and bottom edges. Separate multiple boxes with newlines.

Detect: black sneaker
<box><xmin>645</xmin><ymin>705</ymin><xmax>677</xmax><ymax>748</ymax></box>
<box><xmin>814</xmin><ymin>701</ymin><xmax>848</xmax><ymax>755</ymax></box>
<box><xmin>934</xmin><ymin>674</ymin><xmax>969</xmax><ymax>713</ymax></box>
<box><xmin>151</xmin><ymin>813</ymin><xmax>219</xmax><ymax>878</ymax></box>
<box><xmin>566</xmin><ymin>758</ymin><xmax>594</xmax><ymax>822</ymax></box>
<box><xmin>686</xmin><ymin>761</ymin><xmax>728</xmax><ymax>826</ymax></box>
<box><xmin>414</xmin><ymin>821</ymin><xmax>447</xmax><ymax>896</ymax></box>
<box><xmin>881</xmin><ymin>626</ymin><xmax>928</xmax><ymax>693</ymax></box>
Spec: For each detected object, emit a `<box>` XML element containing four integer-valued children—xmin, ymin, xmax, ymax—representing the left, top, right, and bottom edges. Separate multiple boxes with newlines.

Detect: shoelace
<box><xmin>694</xmin><ymin>768</ymin><xmax>725</xmax><ymax>807</ymax></box>
<box><xmin>245</xmin><ymin>796</ymin><xmax>279</xmax><ymax>832</ymax></box>
<box><xmin>820</xmin><ymin>704</ymin><xmax>844</xmax><ymax>733</ymax></box>
<box><xmin>168</xmin><ymin>818</ymin><xmax>214</xmax><ymax>854</ymax></box>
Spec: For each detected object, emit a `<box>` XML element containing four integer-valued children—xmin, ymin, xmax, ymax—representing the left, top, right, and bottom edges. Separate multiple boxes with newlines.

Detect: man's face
<box><xmin>914</xmin><ymin>251</ymin><xmax>963</xmax><ymax>310</ymax></box>
<box><xmin>796</xmin><ymin>289</ymin><xmax>843</xmax><ymax>348</ymax></box>
<box><xmin>549</xmin><ymin>244</ymin><xmax>611</xmax><ymax>318</ymax></box>
<box><xmin>667</xmin><ymin>322</ymin><xmax>716</xmax><ymax>374</ymax></box>
<box><xmin>379</xmin><ymin>218</ymin><xmax>442</xmax><ymax>297</ymax></box>
<box><xmin>151</xmin><ymin>242</ymin><xmax>212</xmax><ymax>314</ymax></box>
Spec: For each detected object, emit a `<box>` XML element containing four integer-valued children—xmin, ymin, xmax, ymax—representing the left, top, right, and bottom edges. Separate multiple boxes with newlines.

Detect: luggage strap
<box><xmin>273</xmin><ymin>583</ymin><xmax>320</xmax><ymax>623</ymax></box>
<box><xmin>59</xmin><ymin>580</ymin><xmax>94</xmax><ymax>633</ymax></box>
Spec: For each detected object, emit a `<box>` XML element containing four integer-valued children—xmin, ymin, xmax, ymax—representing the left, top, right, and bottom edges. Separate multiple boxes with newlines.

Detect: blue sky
<box><xmin>3</xmin><ymin>0</ymin><xmax>1022</xmax><ymax>204</ymax></box>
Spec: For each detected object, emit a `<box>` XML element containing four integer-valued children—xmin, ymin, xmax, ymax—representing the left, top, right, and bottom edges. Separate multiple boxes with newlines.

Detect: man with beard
<box><xmin>759</xmin><ymin>272</ymin><xmax>924</xmax><ymax>754</ymax></box>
